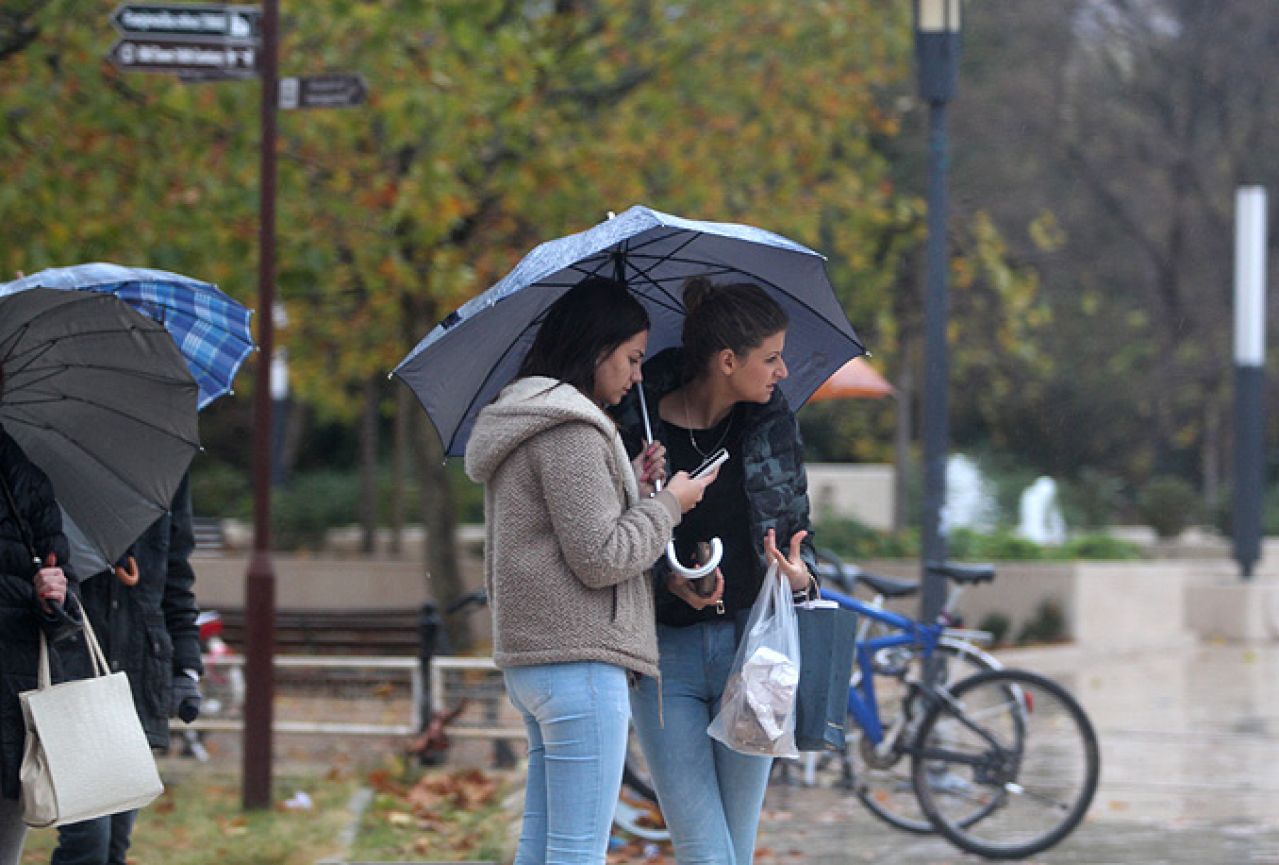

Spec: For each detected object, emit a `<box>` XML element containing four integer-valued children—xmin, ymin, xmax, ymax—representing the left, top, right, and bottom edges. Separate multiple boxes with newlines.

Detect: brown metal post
<box><xmin>243</xmin><ymin>0</ymin><xmax>278</xmax><ymax>810</ymax></box>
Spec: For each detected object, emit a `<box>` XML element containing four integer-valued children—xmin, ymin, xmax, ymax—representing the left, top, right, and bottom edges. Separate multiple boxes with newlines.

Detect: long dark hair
<box><xmin>681</xmin><ymin>276</ymin><xmax>788</xmax><ymax>380</ymax></box>
<box><xmin>517</xmin><ymin>276</ymin><xmax>649</xmax><ymax>399</ymax></box>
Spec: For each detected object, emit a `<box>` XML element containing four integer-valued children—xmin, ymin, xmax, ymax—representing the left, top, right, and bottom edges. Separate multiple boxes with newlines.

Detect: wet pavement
<box><xmin>754</xmin><ymin>640</ymin><xmax>1279</xmax><ymax>864</ymax></box>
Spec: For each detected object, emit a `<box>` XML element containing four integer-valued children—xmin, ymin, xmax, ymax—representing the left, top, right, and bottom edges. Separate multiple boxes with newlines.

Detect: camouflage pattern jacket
<box><xmin>613</xmin><ymin>347</ymin><xmax>818</xmax><ymax>583</ymax></box>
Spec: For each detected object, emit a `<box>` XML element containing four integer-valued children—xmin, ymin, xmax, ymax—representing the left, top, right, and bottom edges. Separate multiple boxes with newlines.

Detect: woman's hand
<box><xmin>631</xmin><ymin>441</ymin><xmax>668</xmax><ymax>498</ymax></box>
<box><xmin>764</xmin><ymin>528</ymin><xmax>812</xmax><ymax>592</ymax></box>
<box><xmin>34</xmin><ymin>552</ymin><xmax>67</xmax><ymax>612</ymax></box>
<box><xmin>664</xmin><ymin>467</ymin><xmax>718</xmax><ymax>514</ymax></box>
<box><xmin>666</xmin><ymin>568</ymin><xmax>724</xmax><ymax>611</ymax></box>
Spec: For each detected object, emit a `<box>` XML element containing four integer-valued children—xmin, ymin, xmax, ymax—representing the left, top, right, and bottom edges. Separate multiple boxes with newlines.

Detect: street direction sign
<box><xmin>109</xmin><ymin>36</ymin><xmax>258</xmax><ymax>75</ymax></box>
<box><xmin>111</xmin><ymin>4</ymin><xmax>260</xmax><ymax>42</ymax></box>
<box><xmin>279</xmin><ymin>74</ymin><xmax>368</xmax><ymax>110</ymax></box>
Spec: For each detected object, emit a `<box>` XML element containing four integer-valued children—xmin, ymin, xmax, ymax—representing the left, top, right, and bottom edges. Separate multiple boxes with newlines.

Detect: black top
<box><xmin>657</xmin><ymin>407</ymin><xmax>763</xmax><ymax>627</ymax></box>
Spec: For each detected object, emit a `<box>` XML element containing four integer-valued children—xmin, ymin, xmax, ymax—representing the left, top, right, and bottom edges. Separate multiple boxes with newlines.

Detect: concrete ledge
<box><xmin>1185</xmin><ymin>572</ymin><xmax>1279</xmax><ymax>641</ymax></box>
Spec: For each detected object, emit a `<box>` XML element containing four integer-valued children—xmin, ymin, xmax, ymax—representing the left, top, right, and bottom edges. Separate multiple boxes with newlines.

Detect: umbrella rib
<box><xmin>0</xmin><ymin>415</ymin><xmax>191</xmax><ymax>509</ymax></box>
<box><xmin>7</xmin><ymin>360</ymin><xmax>196</xmax><ymax>389</ymax></box>
<box><xmin>441</xmin><ymin>316</ymin><xmax>547</xmax><ymax>455</ymax></box>
<box><xmin>627</xmin><ymin>249</ymin><xmax>865</xmax><ymax>354</ymax></box>
<box><xmin>3</xmin><ymin>393</ymin><xmax>199</xmax><ymax>447</ymax></box>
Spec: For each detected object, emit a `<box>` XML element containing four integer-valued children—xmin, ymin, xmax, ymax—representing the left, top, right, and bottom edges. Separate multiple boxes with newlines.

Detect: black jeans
<box><xmin>51</xmin><ymin>811</ymin><xmax>138</xmax><ymax>865</ymax></box>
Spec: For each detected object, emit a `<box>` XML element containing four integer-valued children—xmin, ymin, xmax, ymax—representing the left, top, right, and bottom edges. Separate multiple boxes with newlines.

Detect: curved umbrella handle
<box><xmin>665</xmin><ymin>537</ymin><xmax>722</xmax><ymax>579</ymax></box>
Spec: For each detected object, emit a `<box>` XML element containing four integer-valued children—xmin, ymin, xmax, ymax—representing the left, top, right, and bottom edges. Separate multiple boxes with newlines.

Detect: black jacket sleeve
<box><xmin>162</xmin><ymin>475</ymin><xmax>203</xmax><ymax>674</ymax></box>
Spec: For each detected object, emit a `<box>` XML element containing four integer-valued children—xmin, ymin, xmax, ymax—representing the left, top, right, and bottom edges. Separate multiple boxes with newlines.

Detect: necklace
<box><xmin>682</xmin><ymin>389</ymin><xmax>734</xmax><ymax>459</ymax></box>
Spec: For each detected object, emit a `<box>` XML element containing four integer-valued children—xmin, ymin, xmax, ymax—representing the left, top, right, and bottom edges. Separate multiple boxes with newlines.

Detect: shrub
<box><xmin>1058</xmin><ymin>468</ymin><xmax>1128</xmax><ymax>530</ymax></box>
<box><xmin>1058</xmin><ymin>533</ymin><xmax>1142</xmax><ymax>560</ymax></box>
<box><xmin>948</xmin><ymin>527</ymin><xmax>1045</xmax><ymax>561</ymax></box>
<box><xmin>976</xmin><ymin>612</ymin><xmax>1012</xmax><ymax>646</ymax></box>
<box><xmin>189</xmin><ymin>459</ymin><xmax>251</xmax><ymax>518</ymax></box>
<box><xmin>1016</xmin><ymin>598</ymin><xmax>1067</xmax><ymax>645</ymax></box>
<box><xmin>1135</xmin><ymin>475</ymin><xmax>1201</xmax><ymax>538</ymax></box>
<box><xmin>813</xmin><ymin>517</ymin><xmax>919</xmax><ymax>560</ymax></box>
<box><xmin>272</xmin><ymin>470</ymin><xmax>360</xmax><ymax>550</ymax></box>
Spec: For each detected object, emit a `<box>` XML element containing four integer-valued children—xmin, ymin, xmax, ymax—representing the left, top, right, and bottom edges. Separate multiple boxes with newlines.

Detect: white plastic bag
<box><xmin>707</xmin><ymin>562</ymin><xmax>801</xmax><ymax>758</ymax></box>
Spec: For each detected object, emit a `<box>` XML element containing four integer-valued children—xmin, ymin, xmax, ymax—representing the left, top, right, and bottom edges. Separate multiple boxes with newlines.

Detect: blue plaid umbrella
<box><xmin>394</xmin><ymin>205</ymin><xmax>865</xmax><ymax>456</ymax></box>
<box><xmin>0</xmin><ymin>263</ymin><xmax>255</xmax><ymax>409</ymax></box>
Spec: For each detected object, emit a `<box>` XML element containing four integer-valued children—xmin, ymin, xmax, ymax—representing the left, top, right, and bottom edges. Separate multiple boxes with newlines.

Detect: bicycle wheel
<box><xmin>621</xmin><ymin>726</ymin><xmax>658</xmax><ymax>804</ymax></box>
<box><xmin>616</xmin><ymin>727</ymin><xmax>670</xmax><ymax>841</ymax></box>
<box><xmin>911</xmin><ymin>668</ymin><xmax>1100</xmax><ymax>860</ymax></box>
<box><xmin>848</xmin><ymin>637</ymin><xmax>1001</xmax><ymax>833</ymax></box>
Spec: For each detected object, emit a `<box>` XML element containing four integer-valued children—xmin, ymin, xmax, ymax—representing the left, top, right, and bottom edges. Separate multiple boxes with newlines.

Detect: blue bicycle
<box><xmin>817</xmin><ymin>558</ymin><xmax>1100</xmax><ymax>859</ymax></box>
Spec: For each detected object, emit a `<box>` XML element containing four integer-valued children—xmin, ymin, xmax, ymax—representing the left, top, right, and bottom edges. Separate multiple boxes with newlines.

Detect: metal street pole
<box><xmin>243</xmin><ymin>0</ymin><xmax>278</xmax><ymax>810</ymax></box>
<box><xmin>915</xmin><ymin>0</ymin><xmax>961</xmax><ymax>622</ymax></box>
<box><xmin>1233</xmin><ymin>186</ymin><xmax>1267</xmax><ymax>580</ymax></box>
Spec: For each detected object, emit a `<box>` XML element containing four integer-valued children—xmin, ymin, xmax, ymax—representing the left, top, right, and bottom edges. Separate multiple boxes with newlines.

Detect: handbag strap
<box><xmin>36</xmin><ymin>596</ymin><xmax>110</xmax><ymax>690</ymax></box>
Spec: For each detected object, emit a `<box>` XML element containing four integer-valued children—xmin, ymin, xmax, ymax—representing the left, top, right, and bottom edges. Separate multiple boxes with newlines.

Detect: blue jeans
<box><xmin>51</xmin><ymin>811</ymin><xmax>138</xmax><ymax>865</ymax></box>
<box><xmin>630</xmin><ymin>621</ymin><xmax>773</xmax><ymax>865</ymax></box>
<box><xmin>504</xmin><ymin>661</ymin><xmax>630</xmax><ymax>865</ymax></box>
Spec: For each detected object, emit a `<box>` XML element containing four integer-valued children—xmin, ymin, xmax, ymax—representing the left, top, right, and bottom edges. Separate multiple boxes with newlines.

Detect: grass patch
<box><xmin>19</xmin><ymin>769</ymin><xmax>359</xmax><ymax>865</ymax></box>
<box><xmin>352</xmin><ymin>761</ymin><xmax>515</xmax><ymax>862</ymax></box>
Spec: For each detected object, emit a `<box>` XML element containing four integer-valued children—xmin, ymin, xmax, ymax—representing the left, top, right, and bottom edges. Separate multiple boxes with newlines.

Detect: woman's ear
<box><xmin>716</xmin><ymin>347</ymin><xmax>738</xmax><ymax>377</ymax></box>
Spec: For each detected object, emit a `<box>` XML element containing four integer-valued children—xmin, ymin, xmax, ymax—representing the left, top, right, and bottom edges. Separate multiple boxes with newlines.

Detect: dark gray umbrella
<box><xmin>0</xmin><ymin>288</ymin><xmax>200</xmax><ymax>575</ymax></box>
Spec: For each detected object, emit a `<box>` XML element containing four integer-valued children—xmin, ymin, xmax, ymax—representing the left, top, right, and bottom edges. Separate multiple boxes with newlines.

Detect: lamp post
<box><xmin>1233</xmin><ymin>186</ymin><xmax>1267</xmax><ymax>579</ymax></box>
<box><xmin>916</xmin><ymin>0</ymin><xmax>961</xmax><ymax>621</ymax></box>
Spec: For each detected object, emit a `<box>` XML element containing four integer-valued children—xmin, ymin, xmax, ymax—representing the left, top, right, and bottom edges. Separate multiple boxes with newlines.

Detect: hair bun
<box><xmin>682</xmin><ymin>275</ymin><xmax>717</xmax><ymax>315</ymax></box>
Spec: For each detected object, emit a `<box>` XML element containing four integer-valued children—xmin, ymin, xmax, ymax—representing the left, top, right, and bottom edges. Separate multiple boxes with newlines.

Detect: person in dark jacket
<box><xmin>0</xmin><ymin>379</ymin><xmax>77</xmax><ymax>865</ymax></box>
<box><xmin>50</xmin><ymin>474</ymin><xmax>203</xmax><ymax>865</ymax></box>
<box><xmin>613</xmin><ymin>277</ymin><xmax>818</xmax><ymax>865</ymax></box>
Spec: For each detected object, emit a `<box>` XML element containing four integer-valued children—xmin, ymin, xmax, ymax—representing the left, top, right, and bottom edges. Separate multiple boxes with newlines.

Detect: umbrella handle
<box><xmin>665</xmin><ymin>537</ymin><xmax>722</xmax><ymax>579</ymax></box>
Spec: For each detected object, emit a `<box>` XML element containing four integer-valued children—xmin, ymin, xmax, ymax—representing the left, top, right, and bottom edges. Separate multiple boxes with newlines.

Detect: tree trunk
<box><xmin>1203</xmin><ymin>397</ymin><xmax>1221</xmax><ymax>510</ymax></box>
<box><xmin>893</xmin><ymin>342</ymin><xmax>914</xmax><ymax>534</ymax></box>
<box><xmin>412</xmin><ymin>411</ymin><xmax>471</xmax><ymax>652</ymax></box>
<box><xmin>390</xmin><ymin>384</ymin><xmax>411</xmax><ymax>556</ymax></box>
<box><xmin>359</xmin><ymin>374</ymin><xmax>380</xmax><ymax>554</ymax></box>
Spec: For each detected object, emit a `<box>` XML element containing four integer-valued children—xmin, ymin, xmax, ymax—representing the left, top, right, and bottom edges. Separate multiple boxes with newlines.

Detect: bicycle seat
<box><xmin>924</xmin><ymin>561</ymin><xmax>996</xmax><ymax>584</ymax></box>
<box><xmin>856</xmin><ymin>572</ymin><xmax>920</xmax><ymax>598</ymax></box>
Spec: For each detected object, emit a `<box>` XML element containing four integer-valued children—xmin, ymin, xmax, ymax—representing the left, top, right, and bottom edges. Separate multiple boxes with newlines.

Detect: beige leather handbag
<box><xmin>18</xmin><ymin>606</ymin><xmax>163</xmax><ymax>827</ymax></box>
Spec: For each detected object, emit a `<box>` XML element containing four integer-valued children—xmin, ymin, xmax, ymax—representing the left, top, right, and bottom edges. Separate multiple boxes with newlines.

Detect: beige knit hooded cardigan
<box><xmin>465</xmin><ymin>376</ymin><xmax>681</xmax><ymax>678</ymax></box>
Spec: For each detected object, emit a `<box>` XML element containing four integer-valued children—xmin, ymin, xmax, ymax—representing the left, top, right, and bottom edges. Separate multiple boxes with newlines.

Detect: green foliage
<box><xmin>1058</xmin><ymin>468</ymin><xmax>1129</xmax><ymax>530</ymax></box>
<box><xmin>189</xmin><ymin>459</ymin><xmax>252</xmax><ymax>519</ymax></box>
<box><xmin>817</xmin><ymin>518</ymin><xmax>1141</xmax><ymax>563</ymax></box>
<box><xmin>272</xmin><ymin>470</ymin><xmax>361</xmax><ymax>550</ymax></box>
<box><xmin>1058</xmin><ymin>533</ymin><xmax>1142</xmax><ymax>560</ymax></box>
<box><xmin>1135</xmin><ymin>475</ymin><xmax>1201</xmax><ymax>539</ymax></box>
<box><xmin>1016</xmin><ymin>598</ymin><xmax>1067</xmax><ymax>645</ymax></box>
<box><xmin>948</xmin><ymin>527</ymin><xmax>1045</xmax><ymax>561</ymax></box>
<box><xmin>814</xmin><ymin>517</ymin><xmax>919</xmax><ymax>561</ymax></box>
<box><xmin>976</xmin><ymin>611</ymin><xmax>1011</xmax><ymax>647</ymax></box>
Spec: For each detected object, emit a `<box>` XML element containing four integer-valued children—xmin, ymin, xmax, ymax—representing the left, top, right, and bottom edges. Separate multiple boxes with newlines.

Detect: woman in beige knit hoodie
<box><xmin>465</xmin><ymin>277</ymin><xmax>715</xmax><ymax>865</ymax></box>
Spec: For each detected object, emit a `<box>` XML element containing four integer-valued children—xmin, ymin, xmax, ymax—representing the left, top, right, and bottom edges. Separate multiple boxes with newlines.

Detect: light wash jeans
<box><xmin>503</xmin><ymin>661</ymin><xmax>630</xmax><ymax>865</ymax></box>
<box><xmin>630</xmin><ymin>620</ymin><xmax>773</xmax><ymax>865</ymax></box>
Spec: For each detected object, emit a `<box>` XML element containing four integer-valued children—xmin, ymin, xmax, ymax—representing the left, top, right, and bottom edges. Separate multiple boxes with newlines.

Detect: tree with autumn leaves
<box><xmin>2</xmin><ymin>0</ymin><xmax>1050</xmax><ymax>628</ymax></box>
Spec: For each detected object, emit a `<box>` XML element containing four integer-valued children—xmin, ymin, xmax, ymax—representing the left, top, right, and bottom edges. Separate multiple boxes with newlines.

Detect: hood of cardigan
<box><xmin>465</xmin><ymin>376</ymin><xmax>621</xmax><ymax>484</ymax></box>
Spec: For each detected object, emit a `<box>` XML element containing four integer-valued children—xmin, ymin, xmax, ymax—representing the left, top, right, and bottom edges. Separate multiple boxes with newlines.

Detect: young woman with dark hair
<box><xmin>465</xmin><ymin>276</ymin><xmax>717</xmax><ymax>865</ymax></box>
<box><xmin>613</xmin><ymin>275</ymin><xmax>818</xmax><ymax>865</ymax></box>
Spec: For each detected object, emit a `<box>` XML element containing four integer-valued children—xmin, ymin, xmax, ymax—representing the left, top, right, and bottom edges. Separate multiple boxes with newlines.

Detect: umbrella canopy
<box><xmin>808</xmin><ymin>357</ymin><xmax>894</xmax><ymax>403</ymax></box>
<box><xmin>0</xmin><ymin>263</ymin><xmax>255</xmax><ymax>409</ymax></box>
<box><xmin>395</xmin><ymin>205</ymin><xmax>865</xmax><ymax>456</ymax></box>
<box><xmin>0</xmin><ymin>289</ymin><xmax>201</xmax><ymax>575</ymax></box>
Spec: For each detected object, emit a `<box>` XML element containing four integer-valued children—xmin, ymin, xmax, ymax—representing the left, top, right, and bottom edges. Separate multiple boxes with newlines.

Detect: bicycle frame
<box><xmin>818</xmin><ymin>586</ymin><xmax>944</xmax><ymax>746</ymax></box>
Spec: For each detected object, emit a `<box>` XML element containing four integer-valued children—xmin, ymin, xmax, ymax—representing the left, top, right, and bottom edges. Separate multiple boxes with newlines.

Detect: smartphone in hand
<box><xmin>690</xmin><ymin>447</ymin><xmax>729</xmax><ymax>480</ymax></box>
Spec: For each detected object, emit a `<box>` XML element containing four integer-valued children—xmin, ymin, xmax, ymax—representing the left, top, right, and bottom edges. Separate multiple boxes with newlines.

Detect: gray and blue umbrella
<box><xmin>0</xmin><ymin>289</ymin><xmax>200</xmax><ymax>576</ymax></box>
<box><xmin>0</xmin><ymin>263</ymin><xmax>255</xmax><ymax>409</ymax></box>
<box><xmin>394</xmin><ymin>205</ymin><xmax>865</xmax><ymax>456</ymax></box>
